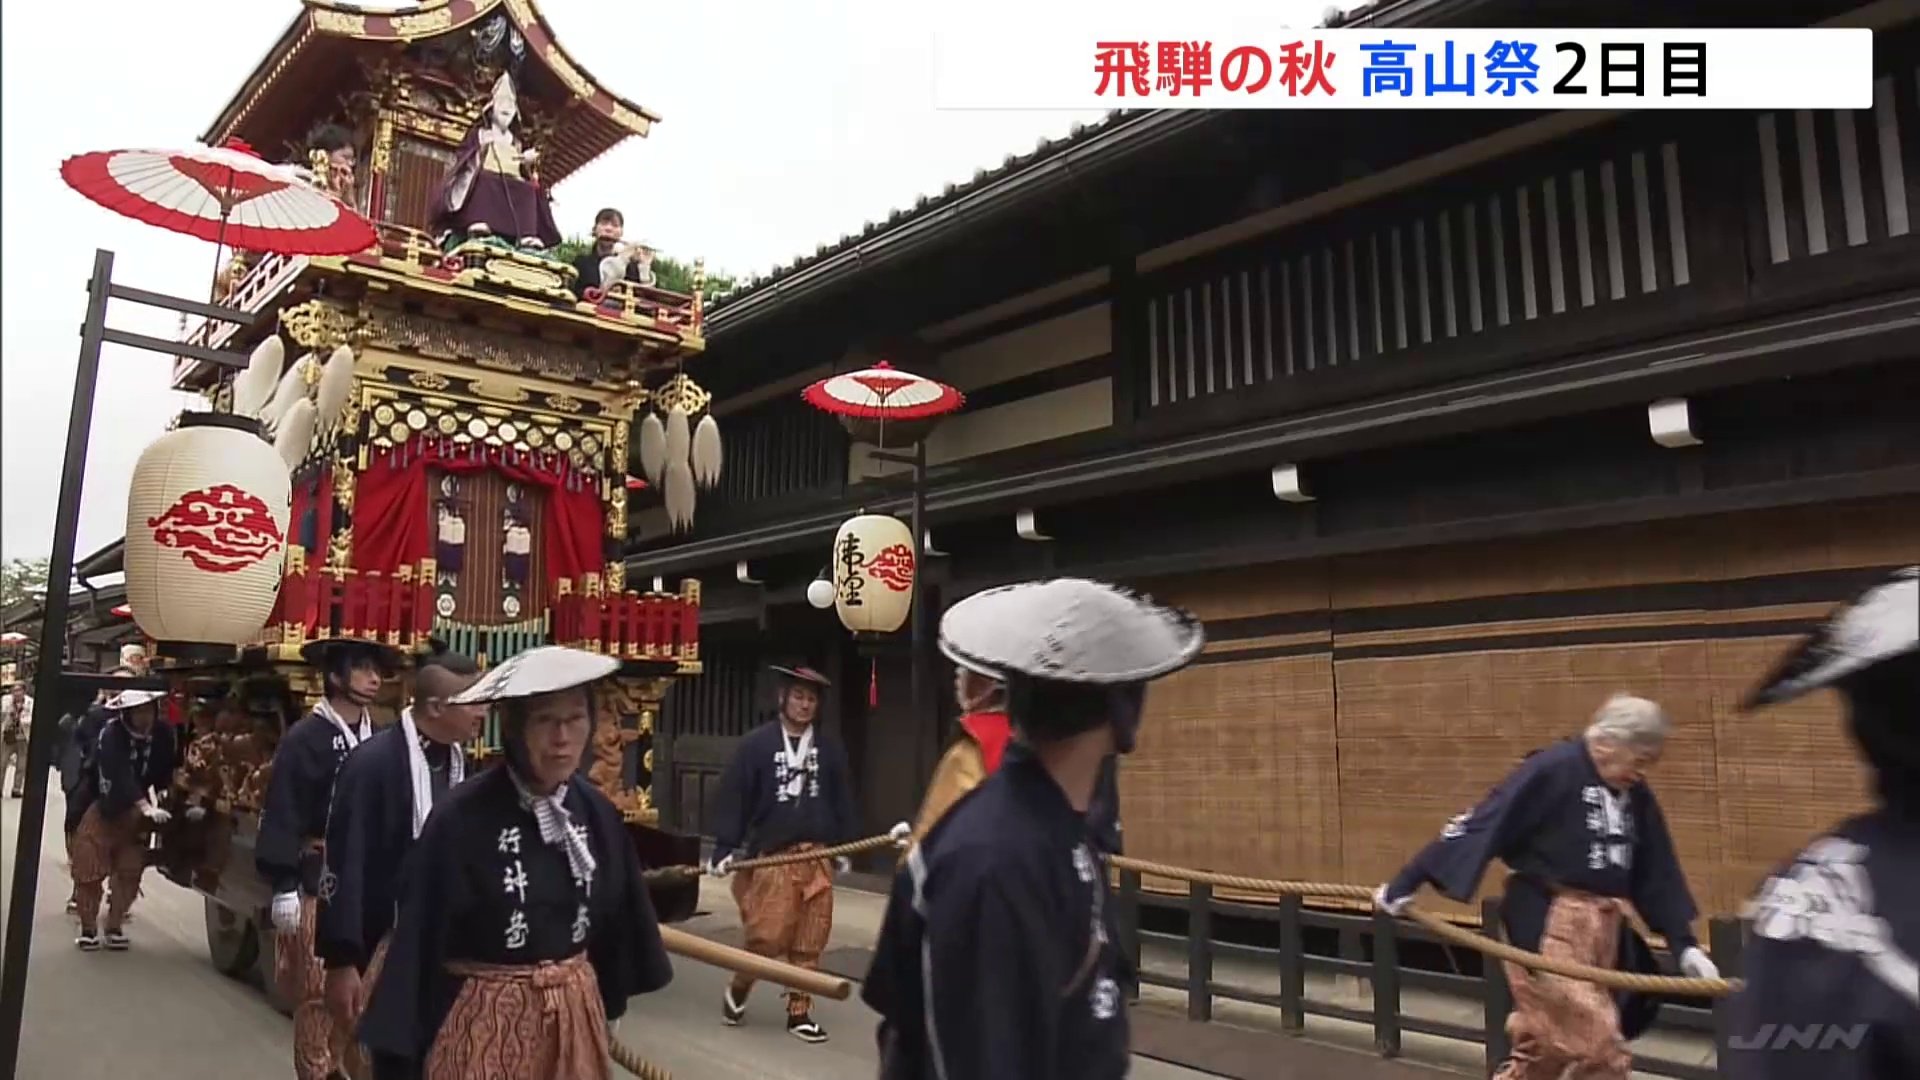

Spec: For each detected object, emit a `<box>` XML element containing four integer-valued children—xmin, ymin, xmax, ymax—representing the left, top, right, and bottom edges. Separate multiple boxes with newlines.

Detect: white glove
<box><xmin>888</xmin><ymin>821</ymin><xmax>912</xmax><ymax>844</ymax></box>
<box><xmin>271</xmin><ymin>891</ymin><xmax>303</xmax><ymax>934</ymax></box>
<box><xmin>834</xmin><ymin>856</ymin><xmax>852</xmax><ymax>876</ymax></box>
<box><xmin>140</xmin><ymin>804</ymin><xmax>172</xmax><ymax>826</ymax></box>
<box><xmin>1678</xmin><ymin>946</ymin><xmax>1719</xmax><ymax>980</ymax></box>
<box><xmin>705</xmin><ymin>853</ymin><xmax>734</xmax><ymax>879</ymax></box>
<box><xmin>184</xmin><ymin>806</ymin><xmax>207</xmax><ymax>823</ymax></box>
<box><xmin>521</xmin><ymin>148</ymin><xmax>540</xmax><ymax>165</ymax></box>
<box><xmin>1372</xmin><ymin>884</ymin><xmax>1412</xmax><ymax>917</ymax></box>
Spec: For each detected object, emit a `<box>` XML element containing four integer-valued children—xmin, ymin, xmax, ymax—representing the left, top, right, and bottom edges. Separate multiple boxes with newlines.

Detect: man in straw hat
<box><xmin>1372</xmin><ymin>692</ymin><xmax>1718</xmax><ymax>1079</ymax></box>
<box><xmin>1724</xmin><ymin>566</ymin><xmax>1918</xmax><ymax>1080</ymax></box>
<box><xmin>358</xmin><ymin>645</ymin><xmax>672</xmax><ymax>1080</ymax></box>
<box><xmin>863</xmin><ymin>578</ymin><xmax>1205</xmax><ymax>1079</ymax></box>
<box><xmin>68</xmin><ymin>687</ymin><xmax>176</xmax><ymax>951</ymax></box>
<box><xmin>707</xmin><ymin>663</ymin><xmax>890</xmax><ymax>1043</ymax></box>
<box><xmin>318</xmin><ymin>647</ymin><xmax>487</xmax><ymax>1077</ymax></box>
<box><xmin>259</xmin><ymin>636</ymin><xmax>399</xmax><ymax>1080</ymax></box>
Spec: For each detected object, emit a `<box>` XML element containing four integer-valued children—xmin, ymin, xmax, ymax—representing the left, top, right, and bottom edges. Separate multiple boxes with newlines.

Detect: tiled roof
<box><xmin>702</xmin><ymin>0</ymin><xmax>1428</xmax><ymax>316</ymax></box>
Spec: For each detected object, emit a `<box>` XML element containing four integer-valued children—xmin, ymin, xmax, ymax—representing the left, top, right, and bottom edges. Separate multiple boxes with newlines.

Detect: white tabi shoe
<box><xmin>74</xmin><ymin>933</ymin><xmax>101</xmax><ymax>952</ymax></box>
<box><xmin>721</xmin><ymin>985</ymin><xmax>747</xmax><ymax>1026</ymax></box>
<box><xmin>787</xmin><ymin>1015</ymin><xmax>828</xmax><ymax>1044</ymax></box>
<box><xmin>103</xmin><ymin>930</ymin><xmax>130</xmax><ymax>951</ymax></box>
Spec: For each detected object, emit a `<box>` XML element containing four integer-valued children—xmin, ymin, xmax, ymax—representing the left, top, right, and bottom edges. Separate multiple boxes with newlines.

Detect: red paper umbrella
<box><xmin>802</xmin><ymin>361</ymin><xmax>964</xmax><ymax>421</ymax></box>
<box><xmin>110</xmin><ymin>604</ymin><xmax>133</xmax><ymax>618</ymax></box>
<box><xmin>0</xmin><ymin>632</ymin><xmax>27</xmax><ymax>645</ymax></box>
<box><xmin>60</xmin><ymin>140</ymin><xmax>376</xmax><ymax>256</ymax></box>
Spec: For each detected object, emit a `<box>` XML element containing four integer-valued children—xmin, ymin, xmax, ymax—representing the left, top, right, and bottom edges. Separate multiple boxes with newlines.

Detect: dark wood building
<box><xmin>628</xmin><ymin>0</ymin><xmax>1920</xmax><ymax>917</ymax></box>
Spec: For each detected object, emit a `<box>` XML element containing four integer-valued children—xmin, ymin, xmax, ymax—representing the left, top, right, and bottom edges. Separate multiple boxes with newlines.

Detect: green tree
<box><xmin>1</xmin><ymin>557</ymin><xmax>49</xmax><ymax>609</ymax></box>
<box><xmin>550</xmin><ymin>235</ymin><xmax>738</xmax><ymax>297</ymax></box>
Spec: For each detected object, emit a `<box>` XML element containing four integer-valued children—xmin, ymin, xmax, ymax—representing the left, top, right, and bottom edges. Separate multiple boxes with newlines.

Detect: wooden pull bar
<box><xmin>657</xmin><ymin>926</ymin><xmax>852</xmax><ymax>1001</ymax></box>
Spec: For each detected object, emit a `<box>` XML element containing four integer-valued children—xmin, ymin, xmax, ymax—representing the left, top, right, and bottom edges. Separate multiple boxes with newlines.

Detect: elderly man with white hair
<box><xmin>1374</xmin><ymin>692</ymin><xmax>1714</xmax><ymax>1080</ymax></box>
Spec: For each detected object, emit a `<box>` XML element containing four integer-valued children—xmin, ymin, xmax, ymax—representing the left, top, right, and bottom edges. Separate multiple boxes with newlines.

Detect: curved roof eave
<box><xmin>205</xmin><ymin>0</ymin><xmax>660</xmax><ymax>149</ymax></box>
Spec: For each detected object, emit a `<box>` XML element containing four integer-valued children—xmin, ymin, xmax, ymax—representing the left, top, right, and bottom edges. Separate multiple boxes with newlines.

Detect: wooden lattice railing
<box><xmin>551</xmin><ymin>574</ymin><xmax>701</xmax><ymax>664</ymax></box>
<box><xmin>255</xmin><ymin>548</ymin><xmax>439</xmax><ymax>653</ymax></box>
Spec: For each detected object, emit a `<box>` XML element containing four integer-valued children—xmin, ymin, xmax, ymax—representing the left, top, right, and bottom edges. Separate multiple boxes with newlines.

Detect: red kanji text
<box><xmin>1155</xmin><ymin>40</ymin><xmax>1214</xmax><ymax>96</ymax></box>
<box><xmin>1277</xmin><ymin>39</ymin><xmax>1337</xmax><ymax>96</ymax></box>
<box><xmin>1093</xmin><ymin>41</ymin><xmax>1152</xmax><ymax>97</ymax></box>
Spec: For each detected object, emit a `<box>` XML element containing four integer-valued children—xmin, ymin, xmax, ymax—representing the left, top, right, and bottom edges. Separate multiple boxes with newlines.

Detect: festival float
<box><xmin>112</xmin><ymin>0</ymin><xmax>718</xmax><ymax>997</ymax></box>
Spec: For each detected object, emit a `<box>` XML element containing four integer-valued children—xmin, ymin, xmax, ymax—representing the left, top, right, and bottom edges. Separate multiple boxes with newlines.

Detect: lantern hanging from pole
<box><xmin>831</xmin><ymin>512</ymin><xmax>916</xmax><ymax>634</ymax></box>
<box><xmin>123</xmin><ymin>412</ymin><xmax>291</xmax><ymax>646</ymax></box>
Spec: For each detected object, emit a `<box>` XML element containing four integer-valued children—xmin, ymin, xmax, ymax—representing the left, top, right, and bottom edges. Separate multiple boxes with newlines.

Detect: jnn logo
<box><xmin>1727</xmin><ymin>1024</ymin><xmax>1870</xmax><ymax>1052</ymax></box>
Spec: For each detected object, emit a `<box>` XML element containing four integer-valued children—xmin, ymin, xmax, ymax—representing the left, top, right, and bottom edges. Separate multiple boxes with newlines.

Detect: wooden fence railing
<box><xmin>258</xmin><ymin>549</ymin><xmax>438</xmax><ymax>653</ymax></box>
<box><xmin>1114</xmin><ymin>869</ymin><xmax>1744</xmax><ymax>1080</ymax></box>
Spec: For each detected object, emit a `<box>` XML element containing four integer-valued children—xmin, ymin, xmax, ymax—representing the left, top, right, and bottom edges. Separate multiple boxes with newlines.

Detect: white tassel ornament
<box><xmin>637</xmin><ymin>412</ymin><xmax>667</xmax><ymax>484</ymax></box>
<box><xmin>692</xmin><ymin>413</ymin><xmax>723</xmax><ymax>489</ymax></box>
<box><xmin>231</xmin><ymin>336</ymin><xmax>285</xmax><ymax>419</ymax></box>
<box><xmin>314</xmin><ymin>345</ymin><xmax>354</xmax><ymax>434</ymax></box>
<box><xmin>274</xmin><ymin>398</ymin><xmax>317</xmax><ymax>470</ymax></box>
<box><xmin>258</xmin><ymin>356</ymin><xmax>311</xmax><ymax>435</ymax></box>
<box><xmin>664</xmin><ymin>460</ymin><xmax>696</xmax><ymax>533</ymax></box>
<box><xmin>665</xmin><ymin>407</ymin><xmax>690</xmax><ymax>470</ymax></box>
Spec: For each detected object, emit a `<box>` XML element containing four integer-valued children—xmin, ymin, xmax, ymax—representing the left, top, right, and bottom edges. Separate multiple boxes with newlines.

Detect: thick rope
<box><xmin>609</xmin><ymin>1035</ymin><xmax>672</xmax><ymax>1080</ymax></box>
<box><xmin>721</xmin><ymin>832</ymin><xmax>906</xmax><ymax>872</ymax></box>
<box><xmin>1109</xmin><ymin>854</ymin><xmax>1741</xmax><ymax>997</ymax></box>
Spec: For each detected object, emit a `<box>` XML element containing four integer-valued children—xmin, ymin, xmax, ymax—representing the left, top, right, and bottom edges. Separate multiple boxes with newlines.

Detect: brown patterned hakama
<box><xmin>279</xmin><ymin>894</ymin><xmax>358</xmax><ymax>1080</ymax></box>
<box><xmin>424</xmin><ymin>953</ymin><xmax>611</xmax><ymax>1080</ymax></box>
<box><xmin>1493</xmin><ymin>891</ymin><xmax>1634</xmax><ymax>1080</ymax></box>
<box><xmin>730</xmin><ymin>843</ymin><xmax>835</xmax><ymax>1017</ymax></box>
<box><xmin>69</xmin><ymin>804</ymin><xmax>144</xmax><ymax>935</ymax></box>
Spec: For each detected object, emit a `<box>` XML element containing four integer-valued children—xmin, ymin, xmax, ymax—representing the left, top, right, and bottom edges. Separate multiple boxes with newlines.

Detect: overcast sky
<box><xmin>0</xmin><ymin>0</ymin><xmax>1350</xmax><ymax>570</ymax></box>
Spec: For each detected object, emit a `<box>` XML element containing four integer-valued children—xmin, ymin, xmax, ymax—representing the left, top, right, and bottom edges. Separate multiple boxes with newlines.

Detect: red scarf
<box><xmin>958</xmin><ymin>711</ymin><xmax>1012</xmax><ymax>774</ymax></box>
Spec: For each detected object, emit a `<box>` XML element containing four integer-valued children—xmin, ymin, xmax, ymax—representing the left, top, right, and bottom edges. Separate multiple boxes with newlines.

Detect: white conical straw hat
<box><xmin>939</xmin><ymin>578</ymin><xmax>1205</xmax><ymax>685</ymax></box>
<box><xmin>449</xmin><ymin>645</ymin><xmax>620</xmax><ymax>705</ymax></box>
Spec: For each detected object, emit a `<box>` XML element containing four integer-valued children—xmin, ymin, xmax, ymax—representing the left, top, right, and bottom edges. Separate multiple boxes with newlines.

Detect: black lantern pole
<box><xmin>0</xmin><ymin>250</ymin><xmax>254</xmax><ymax>1076</ymax></box>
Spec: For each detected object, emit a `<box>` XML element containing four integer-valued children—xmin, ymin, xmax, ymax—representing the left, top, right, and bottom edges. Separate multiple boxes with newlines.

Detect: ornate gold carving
<box><xmin>370</xmin><ymin>111</ymin><xmax>396</xmax><ymax>174</ymax></box>
<box><xmin>332</xmin><ymin>464</ymin><xmax>357</xmax><ymax>512</ymax></box>
<box><xmin>365</xmin><ymin>310</ymin><xmax>603</xmax><ymax>381</ymax></box>
<box><xmin>311</xmin><ymin>8</ymin><xmax>369</xmax><ymax>36</ymax></box>
<box><xmin>391</xmin><ymin>6</ymin><xmax>455</xmax><ymax>38</ymax></box>
<box><xmin>327</xmin><ymin>525</ymin><xmax>354</xmax><ymax>570</ymax></box>
<box><xmin>544</xmin><ymin>393</ymin><xmax>584</xmax><ymax>414</ymax></box>
<box><xmin>281</xmin><ymin>300</ymin><xmax>360</xmax><ymax>351</ymax></box>
<box><xmin>604</xmin><ymin>561</ymin><xmax>625</xmax><ymax>592</ymax></box>
<box><xmin>649</xmin><ymin>372</ymin><xmax>712</xmax><ymax>415</ymax></box>
<box><xmin>408</xmin><ymin>370</ymin><xmax>452</xmax><ymax>391</ymax></box>
<box><xmin>470</xmin><ymin>378</ymin><xmax>531</xmax><ymax>404</ymax></box>
<box><xmin>463</xmin><ymin>248</ymin><xmax>576</xmax><ymax>302</ymax></box>
<box><xmin>607</xmin><ymin>101</ymin><xmax>652</xmax><ymax>136</ymax></box>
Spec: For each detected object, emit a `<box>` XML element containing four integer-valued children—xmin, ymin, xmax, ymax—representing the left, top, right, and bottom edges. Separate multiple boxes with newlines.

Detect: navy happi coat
<box><xmin>1386</xmin><ymin>737</ymin><xmax>1701</xmax><ymax>956</ymax></box>
<box><xmin>357</xmin><ymin>765</ymin><xmax>672</xmax><ymax>1066</ymax></box>
<box><xmin>864</xmin><ymin>752</ymin><xmax>1130</xmax><ymax>1080</ymax></box>
<box><xmin>1724</xmin><ymin>810</ymin><xmax>1919</xmax><ymax>1079</ymax></box>
<box><xmin>317</xmin><ymin>724</ymin><xmax>466</xmax><ymax>972</ymax></box>
<box><xmin>91</xmin><ymin>716</ymin><xmax>177</xmax><ymax>820</ymax></box>
<box><xmin>708</xmin><ymin>719</ymin><xmax>860</xmax><ymax>861</ymax></box>
<box><xmin>257</xmin><ymin>710</ymin><xmax>367</xmax><ymax>897</ymax></box>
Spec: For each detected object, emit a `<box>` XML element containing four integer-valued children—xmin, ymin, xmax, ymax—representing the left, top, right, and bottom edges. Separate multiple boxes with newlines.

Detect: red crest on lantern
<box><xmin>868</xmin><ymin>544</ymin><xmax>916</xmax><ymax>592</ymax></box>
<box><xmin>146</xmin><ymin>483</ymin><xmax>285</xmax><ymax>573</ymax></box>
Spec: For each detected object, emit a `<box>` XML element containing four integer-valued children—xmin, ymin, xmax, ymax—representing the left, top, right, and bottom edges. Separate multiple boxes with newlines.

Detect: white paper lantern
<box><xmin>831</xmin><ymin>513</ymin><xmax>916</xmax><ymax>634</ymax></box>
<box><xmin>124</xmin><ymin>412</ymin><xmax>291</xmax><ymax>645</ymax></box>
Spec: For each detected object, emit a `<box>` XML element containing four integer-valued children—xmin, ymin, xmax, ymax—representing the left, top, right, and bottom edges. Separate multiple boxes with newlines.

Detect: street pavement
<box><xmin>2</xmin><ymin>787</ymin><xmax>1225</xmax><ymax>1080</ymax></box>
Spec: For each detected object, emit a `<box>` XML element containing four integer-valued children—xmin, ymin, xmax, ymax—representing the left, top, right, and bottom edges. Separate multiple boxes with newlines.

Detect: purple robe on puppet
<box><xmin>430</xmin><ymin>71</ymin><xmax>561</xmax><ymax>250</ymax></box>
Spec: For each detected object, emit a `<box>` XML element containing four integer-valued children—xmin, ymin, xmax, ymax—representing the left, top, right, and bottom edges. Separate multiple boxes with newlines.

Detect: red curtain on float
<box><xmin>351</xmin><ymin>442</ymin><xmax>604</xmax><ymax>584</ymax></box>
